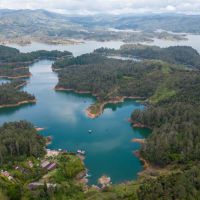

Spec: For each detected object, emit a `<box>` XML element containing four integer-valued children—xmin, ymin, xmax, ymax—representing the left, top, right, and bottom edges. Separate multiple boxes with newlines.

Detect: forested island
<box><xmin>53</xmin><ymin>45</ymin><xmax>200</xmax><ymax>117</ymax></box>
<box><xmin>51</xmin><ymin>45</ymin><xmax>200</xmax><ymax>199</ymax></box>
<box><xmin>94</xmin><ymin>44</ymin><xmax>200</xmax><ymax>68</ymax></box>
<box><xmin>0</xmin><ymin>45</ymin><xmax>72</xmax><ymax>108</ymax></box>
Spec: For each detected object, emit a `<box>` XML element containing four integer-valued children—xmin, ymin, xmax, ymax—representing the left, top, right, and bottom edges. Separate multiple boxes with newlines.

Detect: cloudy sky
<box><xmin>0</xmin><ymin>0</ymin><xmax>200</xmax><ymax>15</ymax></box>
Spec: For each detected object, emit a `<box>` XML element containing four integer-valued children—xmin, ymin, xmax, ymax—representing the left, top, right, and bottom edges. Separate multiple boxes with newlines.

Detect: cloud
<box><xmin>166</xmin><ymin>5</ymin><xmax>176</xmax><ymax>12</ymax></box>
<box><xmin>1</xmin><ymin>0</ymin><xmax>200</xmax><ymax>15</ymax></box>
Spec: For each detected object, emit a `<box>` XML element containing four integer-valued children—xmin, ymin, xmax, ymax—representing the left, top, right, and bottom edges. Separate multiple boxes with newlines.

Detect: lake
<box><xmin>2</xmin><ymin>35</ymin><xmax>200</xmax><ymax>184</ymax></box>
<box><xmin>0</xmin><ymin>41</ymin><xmax>150</xmax><ymax>184</ymax></box>
<box><xmin>7</xmin><ymin>40</ymin><xmax>124</xmax><ymax>57</ymax></box>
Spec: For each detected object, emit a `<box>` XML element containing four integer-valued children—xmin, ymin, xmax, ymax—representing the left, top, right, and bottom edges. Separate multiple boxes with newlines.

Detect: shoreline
<box><xmin>128</xmin><ymin>118</ymin><xmax>152</xmax><ymax>129</ymax></box>
<box><xmin>132</xmin><ymin>139</ymin><xmax>149</xmax><ymax>170</ymax></box>
<box><xmin>55</xmin><ymin>87</ymin><xmax>94</xmax><ymax>95</ymax></box>
<box><xmin>0</xmin><ymin>99</ymin><xmax>36</xmax><ymax>109</ymax></box>
<box><xmin>86</xmin><ymin>96</ymin><xmax>145</xmax><ymax>119</ymax></box>
<box><xmin>132</xmin><ymin>138</ymin><xmax>151</xmax><ymax>171</ymax></box>
<box><xmin>1</xmin><ymin>38</ymin><xmax>84</xmax><ymax>46</ymax></box>
<box><xmin>55</xmin><ymin>87</ymin><xmax>145</xmax><ymax>119</ymax></box>
<box><xmin>132</xmin><ymin>138</ymin><xmax>145</xmax><ymax>145</ymax></box>
<box><xmin>15</xmin><ymin>82</ymin><xmax>27</xmax><ymax>89</ymax></box>
<box><xmin>134</xmin><ymin>150</ymin><xmax>149</xmax><ymax>170</ymax></box>
<box><xmin>54</xmin><ymin>86</ymin><xmax>150</xmax><ymax>175</ymax></box>
<box><xmin>0</xmin><ymin>74</ymin><xmax>31</xmax><ymax>79</ymax></box>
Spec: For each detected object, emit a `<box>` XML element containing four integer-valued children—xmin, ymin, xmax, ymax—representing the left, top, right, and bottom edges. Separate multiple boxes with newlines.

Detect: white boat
<box><xmin>77</xmin><ymin>149</ymin><xmax>86</xmax><ymax>155</ymax></box>
<box><xmin>85</xmin><ymin>173</ymin><xmax>91</xmax><ymax>178</ymax></box>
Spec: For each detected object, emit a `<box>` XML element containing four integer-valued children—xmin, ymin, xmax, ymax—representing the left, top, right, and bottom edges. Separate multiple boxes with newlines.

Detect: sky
<box><xmin>0</xmin><ymin>0</ymin><xmax>200</xmax><ymax>15</ymax></box>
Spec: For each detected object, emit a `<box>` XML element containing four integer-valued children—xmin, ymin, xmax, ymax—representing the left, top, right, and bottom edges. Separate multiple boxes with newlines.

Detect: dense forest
<box><xmin>0</xmin><ymin>121</ymin><xmax>45</xmax><ymax>164</ymax></box>
<box><xmin>53</xmin><ymin>51</ymin><xmax>192</xmax><ymax>107</ymax></box>
<box><xmin>53</xmin><ymin>53</ymin><xmax>172</xmax><ymax>101</ymax></box>
<box><xmin>131</xmin><ymin>70</ymin><xmax>200</xmax><ymax>166</ymax></box>
<box><xmin>0</xmin><ymin>81</ymin><xmax>35</xmax><ymax>107</ymax></box>
<box><xmin>138</xmin><ymin>165</ymin><xmax>200</xmax><ymax>200</ymax></box>
<box><xmin>0</xmin><ymin>64</ymin><xmax>30</xmax><ymax>78</ymax></box>
<box><xmin>0</xmin><ymin>121</ymin><xmax>85</xmax><ymax>200</ymax></box>
<box><xmin>0</xmin><ymin>45</ymin><xmax>72</xmax><ymax>78</ymax></box>
<box><xmin>94</xmin><ymin>44</ymin><xmax>200</xmax><ymax>69</ymax></box>
<box><xmin>0</xmin><ymin>45</ymin><xmax>72</xmax><ymax>63</ymax></box>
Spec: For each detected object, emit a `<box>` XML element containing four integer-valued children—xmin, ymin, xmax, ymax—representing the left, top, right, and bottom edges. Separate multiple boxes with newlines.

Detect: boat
<box><xmin>77</xmin><ymin>149</ymin><xmax>86</xmax><ymax>155</ymax></box>
<box><xmin>85</xmin><ymin>173</ymin><xmax>91</xmax><ymax>178</ymax></box>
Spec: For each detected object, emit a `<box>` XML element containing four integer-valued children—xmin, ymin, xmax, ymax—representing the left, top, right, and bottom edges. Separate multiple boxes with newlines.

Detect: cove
<box><xmin>0</xmin><ymin>42</ymin><xmax>150</xmax><ymax>184</ymax></box>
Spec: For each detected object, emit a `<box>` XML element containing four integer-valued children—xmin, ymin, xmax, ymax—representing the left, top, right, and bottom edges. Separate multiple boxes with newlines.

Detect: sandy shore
<box><xmin>132</xmin><ymin>138</ymin><xmax>145</xmax><ymax>145</ymax></box>
<box><xmin>35</xmin><ymin>127</ymin><xmax>45</xmax><ymax>131</ymax></box>
<box><xmin>133</xmin><ymin>122</ymin><xmax>146</xmax><ymax>128</ymax></box>
<box><xmin>0</xmin><ymin>99</ymin><xmax>36</xmax><ymax>109</ymax></box>
<box><xmin>132</xmin><ymin>138</ymin><xmax>150</xmax><ymax>170</ymax></box>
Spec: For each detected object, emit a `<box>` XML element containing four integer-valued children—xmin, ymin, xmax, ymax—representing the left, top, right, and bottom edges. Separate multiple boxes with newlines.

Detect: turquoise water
<box><xmin>0</xmin><ymin>41</ymin><xmax>151</xmax><ymax>184</ymax></box>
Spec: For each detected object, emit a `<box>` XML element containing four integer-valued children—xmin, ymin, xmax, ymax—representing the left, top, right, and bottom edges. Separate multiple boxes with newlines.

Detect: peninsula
<box><xmin>0</xmin><ymin>45</ymin><xmax>72</xmax><ymax>108</ymax></box>
<box><xmin>53</xmin><ymin>45</ymin><xmax>200</xmax><ymax>118</ymax></box>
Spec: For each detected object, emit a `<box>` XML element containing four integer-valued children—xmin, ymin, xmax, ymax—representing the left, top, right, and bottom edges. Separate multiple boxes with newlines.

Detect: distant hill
<box><xmin>0</xmin><ymin>9</ymin><xmax>199</xmax><ymax>43</ymax></box>
<box><xmin>1</xmin><ymin>10</ymin><xmax>200</xmax><ymax>34</ymax></box>
<box><xmin>69</xmin><ymin>14</ymin><xmax>200</xmax><ymax>33</ymax></box>
<box><xmin>95</xmin><ymin>44</ymin><xmax>200</xmax><ymax>69</ymax></box>
<box><xmin>0</xmin><ymin>9</ymin><xmax>83</xmax><ymax>38</ymax></box>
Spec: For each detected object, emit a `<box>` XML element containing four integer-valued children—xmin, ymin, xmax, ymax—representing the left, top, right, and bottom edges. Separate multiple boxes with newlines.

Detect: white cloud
<box><xmin>166</xmin><ymin>5</ymin><xmax>176</xmax><ymax>12</ymax></box>
<box><xmin>1</xmin><ymin>0</ymin><xmax>200</xmax><ymax>15</ymax></box>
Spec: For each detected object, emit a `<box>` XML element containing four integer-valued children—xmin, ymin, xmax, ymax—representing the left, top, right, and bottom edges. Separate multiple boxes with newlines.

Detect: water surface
<box><xmin>7</xmin><ymin>40</ymin><xmax>124</xmax><ymax>57</ymax></box>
